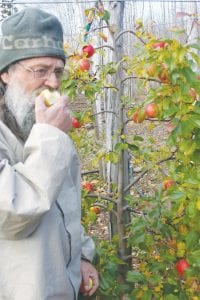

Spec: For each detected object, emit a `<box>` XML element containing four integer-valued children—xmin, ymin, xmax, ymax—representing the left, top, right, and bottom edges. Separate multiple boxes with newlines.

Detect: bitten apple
<box><xmin>40</xmin><ymin>89</ymin><xmax>60</xmax><ymax>107</ymax></box>
<box><xmin>79</xmin><ymin>277</ymin><xmax>93</xmax><ymax>294</ymax></box>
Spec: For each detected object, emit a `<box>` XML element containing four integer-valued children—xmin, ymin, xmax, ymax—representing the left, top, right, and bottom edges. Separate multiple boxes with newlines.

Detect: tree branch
<box><xmin>124</xmin><ymin>153</ymin><xmax>175</xmax><ymax>193</ymax></box>
<box><xmin>91</xmin><ymin>110</ymin><xmax>118</xmax><ymax>117</ymax></box>
<box><xmin>95</xmin><ymin>45</ymin><xmax>115</xmax><ymax>52</ymax></box>
<box><xmin>89</xmin><ymin>25</ymin><xmax>109</xmax><ymax>34</ymax></box>
<box><xmin>124</xmin><ymin>169</ymin><xmax>149</xmax><ymax>194</ymax></box>
<box><xmin>115</xmin><ymin>30</ymin><xmax>146</xmax><ymax>45</ymax></box>
<box><xmin>81</xmin><ymin>170</ymin><xmax>99</xmax><ymax>176</ymax></box>
<box><xmin>121</xmin><ymin>75</ymin><xmax>161</xmax><ymax>84</ymax></box>
<box><xmin>84</xmin><ymin>193</ymin><xmax>117</xmax><ymax>205</ymax></box>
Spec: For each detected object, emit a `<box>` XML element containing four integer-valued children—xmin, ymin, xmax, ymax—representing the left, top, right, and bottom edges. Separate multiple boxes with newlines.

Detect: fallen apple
<box><xmin>82</xmin><ymin>44</ymin><xmax>95</xmax><ymax>58</ymax></box>
<box><xmin>40</xmin><ymin>89</ymin><xmax>60</xmax><ymax>107</ymax></box>
<box><xmin>176</xmin><ymin>259</ymin><xmax>189</xmax><ymax>277</ymax></box>
<box><xmin>145</xmin><ymin>103</ymin><xmax>158</xmax><ymax>118</ymax></box>
<box><xmin>79</xmin><ymin>277</ymin><xmax>93</xmax><ymax>294</ymax></box>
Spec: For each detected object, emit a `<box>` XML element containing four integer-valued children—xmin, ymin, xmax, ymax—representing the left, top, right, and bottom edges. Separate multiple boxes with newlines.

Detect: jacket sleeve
<box><xmin>0</xmin><ymin>123</ymin><xmax>76</xmax><ymax>240</ymax></box>
<box><xmin>81</xmin><ymin>225</ymin><xmax>96</xmax><ymax>262</ymax></box>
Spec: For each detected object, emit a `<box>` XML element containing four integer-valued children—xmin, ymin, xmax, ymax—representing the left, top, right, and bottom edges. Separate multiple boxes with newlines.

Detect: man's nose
<box><xmin>43</xmin><ymin>73</ymin><xmax>60</xmax><ymax>89</ymax></box>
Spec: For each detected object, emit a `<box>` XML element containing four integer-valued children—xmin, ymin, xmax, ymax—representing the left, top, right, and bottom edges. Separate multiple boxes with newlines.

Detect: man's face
<box><xmin>1</xmin><ymin>57</ymin><xmax>65</xmax><ymax>140</ymax></box>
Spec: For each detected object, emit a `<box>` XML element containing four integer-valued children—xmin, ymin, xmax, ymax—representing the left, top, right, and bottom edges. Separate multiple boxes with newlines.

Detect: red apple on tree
<box><xmin>146</xmin><ymin>63</ymin><xmax>157</xmax><ymax>77</ymax></box>
<box><xmin>158</xmin><ymin>69</ymin><xmax>169</xmax><ymax>83</ymax></box>
<box><xmin>82</xmin><ymin>44</ymin><xmax>95</xmax><ymax>58</ymax></box>
<box><xmin>164</xmin><ymin>179</ymin><xmax>175</xmax><ymax>190</ymax></box>
<box><xmin>79</xmin><ymin>58</ymin><xmax>90</xmax><ymax>71</ymax></box>
<box><xmin>176</xmin><ymin>259</ymin><xmax>189</xmax><ymax>277</ymax></box>
<box><xmin>158</xmin><ymin>63</ymin><xmax>169</xmax><ymax>83</ymax></box>
<box><xmin>166</xmin><ymin>121</ymin><xmax>175</xmax><ymax>133</ymax></box>
<box><xmin>145</xmin><ymin>103</ymin><xmax>158</xmax><ymax>118</ymax></box>
<box><xmin>82</xmin><ymin>181</ymin><xmax>94</xmax><ymax>192</ymax></box>
<box><xmin>152</xmin><ymin>41</ymin><xmax>167</xmax><ymax>49</ymax></box>
<box><xmin>90</xmin><ymin>206</ymin><xmax>101</xmax><ymax>214</ymax></box>
<box><xmin>132</xmin><ymin>110</ymin><xmax>146</xmax><ymax>123</ymax></box>
<box><xmin>71</xmin><ymin>117</ymin><xmax>81</xmax><ymax>128</ymax></box>
<box><xmin>188</xmin><ymin>88</ymin><xmax>197</xmax><ymax>101</ymax></box>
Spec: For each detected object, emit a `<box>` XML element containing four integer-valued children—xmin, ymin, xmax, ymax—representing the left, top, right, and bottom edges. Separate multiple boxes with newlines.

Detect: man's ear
<box><xmin>0</xmin><ymin>72</ymin><xmax>10</xmax><ymax>84</ymax></box>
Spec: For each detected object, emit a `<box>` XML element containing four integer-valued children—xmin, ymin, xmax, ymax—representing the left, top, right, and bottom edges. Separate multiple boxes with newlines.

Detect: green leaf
<box><xmin>127</xmin><ymin>143</ymin><xmax>139</xmax><ymax>152</ymax></box>
<box><xmin>190</xmin><ymin>249</ymin><xmax>200</xmax><ymax>266</ymax></box>
<box><xmin>107</xmin><ymin>152</ymin><xmax>119</xmax><ymax>163</ymax></box>
<box><xmin>169</xmin><ymin>190</ymin><xmax>186</xmax><ymax>201</ymax></box>
<box><xmin>114</xmin><ymin>142</ymin><xmax>128</xmax><ymax>152</ymax></box>
<box><xmin>191</xmin><ymin>116</ymin><xmax>200</xmax><ymax>128</ymax></box>
<box><xmin>163</xmin><ymin>106</ymin><xmax>179</xmax><ymax>118</ymax></box>
<box><xmin>188</xmin><ymin>43</ymin><xmax>200</xmax><ymax>51</ymax></box>
<box><xmin>165</xmin><ymin>294</ymin><xmax>179</xmax><ymax>300</ymax></box>
<box><xmin>62</xmin><ymin>79</ymin><xmax>76</xmax><ymax>89</ymax></box>
<box><xmin>101</xmin><ymin>10</ymin><xmax>110</xmax><ymax>22</ymax></box>
<box><xmin>126</xmin><ymin>270</ymin><xmax>145</xmax><ymax>283</ymax></box>
<box><xmin>131</xmin><ymin>231</ymin><xmax>145</xmax><ymax>245</ymax></box>
<box><xmin>99</xmin><ymin>273</ymin><xmax>110</xmax><ymax>290</ymax></box>
<box><xmin>65</xmin><ymin>87</ymin><xmax>76</xmax><ymax>98</ymax></box>
<box><xmin>133</xmin><ymin>135</ymin><xmax>144</xmax><ymax>141</ymax></box>
<box><xmin>187</xmin><ymin>200</ymin><xmax>197</xmax><ymax>218</ymax></box>
<box><xmin>163</xmin><ymin>283</ymin><xmax>178</xmax><ymax>294</ymax></box>
<box><xmin>142</xmin><ymin>291</ymin><xmax>153</xmax><ymax>300</ymax></box>
<box><xmin>179</xmin><ymin>140</ymin><xmax>197</xmax><ymax>156</ymax></box>
<box><xmin>181</xmin><ymin>67</ymin><xmax>196</xmax><ymax>83</ymax></box>
<box><xmin>185</xmin><ymin>230</ymin><xmax>199</xmax><ymax>250</ymax></box>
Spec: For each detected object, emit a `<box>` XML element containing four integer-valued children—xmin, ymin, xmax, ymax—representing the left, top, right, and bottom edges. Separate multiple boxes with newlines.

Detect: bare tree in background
<box><xmin>0</xmin><ymin>0</ymin><xmax>17</xmax><ymax>22</ymax></box>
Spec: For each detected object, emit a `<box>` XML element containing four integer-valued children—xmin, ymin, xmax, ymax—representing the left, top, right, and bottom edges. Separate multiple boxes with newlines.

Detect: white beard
<box><xmin>4</xmin><ymin>80</ymin><xmax>41</xmax><ymax>141</ymax></box>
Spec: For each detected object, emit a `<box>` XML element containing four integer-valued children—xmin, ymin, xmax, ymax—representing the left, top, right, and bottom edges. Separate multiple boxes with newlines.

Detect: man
<box><xmin>0</xmin><ymin>7</ymin><xmax>99</xmax><ymax>300</ymax></box>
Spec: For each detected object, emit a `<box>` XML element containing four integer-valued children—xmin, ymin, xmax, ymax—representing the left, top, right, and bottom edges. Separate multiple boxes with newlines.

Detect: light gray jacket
<box><xmin>0</xmin><ymin>120</ymin><xmax>95</xmax><ymax>300</ymax></box>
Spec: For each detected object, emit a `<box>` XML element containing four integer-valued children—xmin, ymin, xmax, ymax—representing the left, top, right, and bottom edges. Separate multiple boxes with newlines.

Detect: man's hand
<box><xmin>80</xmin><ymin>259</ymin><xmax>99</xmax><ymax>296</ymax></box>
<box><xmin>35</xmin><ymin>93</ymin><xmax>72</xmax><ymax>133</ymax></box>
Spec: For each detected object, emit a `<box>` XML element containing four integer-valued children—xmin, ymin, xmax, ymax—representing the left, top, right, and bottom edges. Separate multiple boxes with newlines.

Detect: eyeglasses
<box><xmin>17</xmin><ymin>62</ymin><xmax>64</xmax><ymax>80</ymax></box>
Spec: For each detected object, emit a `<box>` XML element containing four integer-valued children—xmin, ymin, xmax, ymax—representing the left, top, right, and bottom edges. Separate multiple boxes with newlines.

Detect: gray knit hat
<box><xmin>0</xmin><ymin>7</ymin><xmax>66</xmax><ymax>73</ymax></box>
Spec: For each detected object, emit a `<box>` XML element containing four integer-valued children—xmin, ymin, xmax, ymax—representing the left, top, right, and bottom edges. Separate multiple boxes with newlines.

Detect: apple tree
<box><xmin>61</xmin><ymin>1</ymin><xmax>200</xmax><ymax>299</ymax></box>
